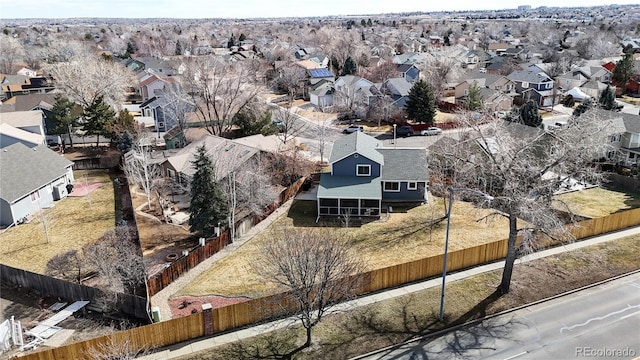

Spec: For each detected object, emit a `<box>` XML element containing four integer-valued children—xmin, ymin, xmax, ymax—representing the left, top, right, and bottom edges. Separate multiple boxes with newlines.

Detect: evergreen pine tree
<box><xmin>404</xmin><ymin>79</ymin><xmax>436</xmax><ymax>124</ymax></box>
<box><xmin>573</xmin><ymin>98</ymin><xmax>594</xmax><ymax>117</ymax></box>
<box><xmin>519</xmin><ymin>100</ymin><xmax>542</xmax><ymax>127</ymax></box>
<box><xmin>82</xmin><ymin>96</ymin><xmax>115</xmax><ymax>146</ymax></box>
<box><xmin>50</xmin><ymin>95</ymin><xmax>79</xmax><ymax>148</ymax></box>
<box><xmin>367</xmin><ymin>18</ymin><xmax>373</xmax><ymax>26</ymax></box>
<box><xmin>189</xmin><ymin>146</ymin><xmax>228</xmax><ymax>237</ymax></box>
<box><xmin>175</xmin><ymin>40</ymin><xmax>182</xmax><ymax>55</ymax></box>
<box><xmin>238</xmin><ymin>33</ymin><xmax>246</xmax><ymax>42</ymax></box>
<box><xmin>598</xmin><ymin>85</ymin><xmax>616</xmax><ymax>111</ymax></box>
<box><xmin>464</xmin><ymin>81</ymin><xmax>484</xmax><ymax>111</ymax></box>
<box><xmin>117</xmin><ymin>130</ymin><xmax>134</xmax><ymax>154</ymax></box>
<box><xmin>612</xmin><ymin>54</ymin><xmax>634</xmax><ymax>90</ymax></box>
<box><xmin>341</xmin><ymin>56</ymin><xmax>358</xmax><ymax>76</ymax></box>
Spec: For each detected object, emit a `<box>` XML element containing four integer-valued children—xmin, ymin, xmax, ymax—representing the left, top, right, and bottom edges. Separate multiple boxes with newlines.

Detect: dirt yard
<box><xmin>0</xmin><ymin>282</ymin><xmax>133</xmax><ymax>359</ymax></box>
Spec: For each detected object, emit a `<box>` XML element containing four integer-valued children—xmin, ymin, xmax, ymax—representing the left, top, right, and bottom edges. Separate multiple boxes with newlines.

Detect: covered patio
<box><xmin>316</xmin><ymin>173</ymin><xmax>381</xmax><ymax>220</ymax></box>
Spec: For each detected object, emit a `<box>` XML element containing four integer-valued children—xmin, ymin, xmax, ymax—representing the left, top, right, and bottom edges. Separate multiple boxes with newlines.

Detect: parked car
<box><xmin>420</xmin><ymin>127</ymin><xmax>443</xmax><ymax>136</ymax></box>
<box><xmin>343</xmin><ymin>125</ymin><xmax>364</xmax><ymax>134</ymax></box>
<box><xmin>395</xmin><ymin>125</ymin><xmax>414</xmax><ymax>137</ymax></box>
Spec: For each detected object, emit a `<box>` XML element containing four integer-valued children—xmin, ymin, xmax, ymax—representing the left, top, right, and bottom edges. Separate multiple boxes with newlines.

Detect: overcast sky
<box><xmin>0</xmin><ymin>0</ymin><xmax>637</xmax><ymax>19</ymax></box>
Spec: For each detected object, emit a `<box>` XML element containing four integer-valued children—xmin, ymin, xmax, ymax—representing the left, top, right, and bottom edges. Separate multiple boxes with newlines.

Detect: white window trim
<box><xmin>384</xmin><ymin>181</ymin><xmax>400</xmax><ymax>192</ymax></box>
<box><xmin>521</xmin><ymin>81</ymin><xmax>529</xmax><ymax>88</ymax></box>
<box><xmin>407</xmin><ymin>182</ymin><xmax>418</xmax><ymax>190</ymax></box>
<box><xmin>31</xmin><ymin>189</ymin><xmax>40</xmax><ymax>202</ymax></box>
<box><xmin>356</xmin><ymin>164</ymin><xmax>371</xmax><ymax>177</ymax></box>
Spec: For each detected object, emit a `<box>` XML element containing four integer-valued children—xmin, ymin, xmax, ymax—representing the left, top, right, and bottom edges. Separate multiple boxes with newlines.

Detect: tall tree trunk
<box><xmin>498</xmin><ymin>213</ymin><xmax>518</xmax><ymax>294</ymax></box>
<box><xmin>304</xmin><ymin>326</ymin><xmax>312</xmax><ymax>348</ymax></box>
<box><xmin>67</xmin><ymin>129</ymin><xmax>74</xmax><ymax>147</ymax></box>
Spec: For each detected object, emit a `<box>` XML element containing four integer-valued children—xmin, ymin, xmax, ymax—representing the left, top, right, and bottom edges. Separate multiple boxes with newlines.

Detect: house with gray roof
<box><xmin>317</xmin><ymin>132</ymin><xmax>428</xmax><ymax>219</ymax></box>
<box><xmin>381</xmin><ymin>77</ymin><xmax>413</xmax><ymax>108</ymax></box>
<box><xmin>0</xmin><ymin>143</ymin><xmax>74</xmax><ymax>226</ymax></box>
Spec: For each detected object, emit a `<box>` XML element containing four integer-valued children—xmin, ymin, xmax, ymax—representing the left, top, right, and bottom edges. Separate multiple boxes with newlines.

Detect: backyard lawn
<box><xmin>176</xmin><ymin>197</ymin><xmax>511</xmax><ymax>299</ymax></box>
<box><xmin>554</xmin><ymin>187</ymin><xmax>640</xmax><ymax>218</ymax></box>
<box><xmin>0</xmin><ymin>170</ymin><xmax>116</xmax><ymax>274</ymax></box>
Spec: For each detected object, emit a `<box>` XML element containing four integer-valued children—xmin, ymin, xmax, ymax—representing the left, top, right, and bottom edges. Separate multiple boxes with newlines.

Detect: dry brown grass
<box><xmin>176</xmin><ymin>197</ymin><xmax>510</xmax><ymax>299</ymax></box>
<box><xmin>0</xmin><ymin>170</ymin><xmax>116</xmax><ymax>274</ymax></box>
<box><xmin>553</xmin><ymin>187</ymin><xmax>640</xmax><ymax>218</ymax></box>
<box><xmin>179</xmin><ymin>235</ymin><xmax>640</xmax><ymax>360</ymax></box>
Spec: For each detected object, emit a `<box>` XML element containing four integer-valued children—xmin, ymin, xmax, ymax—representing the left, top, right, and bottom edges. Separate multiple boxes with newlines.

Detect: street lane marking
<box><xmin>620</xmin><ymin>310</ymin><xmax>640</xmax><ymax>320</ymax></box>
<box><xmin>560</xmin><ymin>304</ymin><xmax>640</xmax><ymax>333</ymax></box>
<box><xmin>504</xmin><ymin>351</ymin><xmax>528</xmax><ymax>360</ymax></box>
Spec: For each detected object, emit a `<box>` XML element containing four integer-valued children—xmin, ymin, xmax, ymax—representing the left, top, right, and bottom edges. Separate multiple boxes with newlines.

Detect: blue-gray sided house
<box><xmin>0</xmin><ymin>143</ymin><xmax>75</xmax><ymax>226</ymax></box>
<box><xmin>317</xmin><ymin>132</ymin><xmax>428</xmax><ymax>218</ymax></box>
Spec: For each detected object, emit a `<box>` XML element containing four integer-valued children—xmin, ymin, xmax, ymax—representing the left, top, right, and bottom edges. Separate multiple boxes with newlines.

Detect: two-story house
<box><xmin>316</xmin><ymin>132</ymin><xmax>428</xmax><ymax>219</ymax></box>
<box><xmin>507</xmin><ymin>70</ymin><xmax>558</xmax><ymax>107</ymax></box>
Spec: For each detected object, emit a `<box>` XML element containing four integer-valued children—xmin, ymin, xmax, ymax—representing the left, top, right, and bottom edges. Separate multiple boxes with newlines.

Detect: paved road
<box><xmin>360</xmin><ymin>272</ymin><xmax>640</xmax><ymax>360</ymax></box>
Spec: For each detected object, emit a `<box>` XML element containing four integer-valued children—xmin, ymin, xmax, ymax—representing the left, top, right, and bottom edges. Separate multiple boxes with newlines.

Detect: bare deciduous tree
<box><xmin>254</xmin><ymin>228</ymin><xmax>364</xmax><ymax>352</ymax></box>
<box><xmin>181</xmin><ymin>57</ymin><xmax>260</xmax><ymax>136</ymax></box>
<box><xmin>271</xmin><ymin>62</ymin><xmax>307</xmax><ymax>98</ymax></box>
<box><xmin>123</xmin><ymin>133</ymin><xmax>163</xmax><ymax>210</ymax></box>
<box><xmin>430</xmin><ymin>109</ymin><xmax>614</xmax><ymax>295</ymax></box>
<box><xmin>0</xmin><ymin>35</ymin><xmax>25</xmax><ymax>74</ymax></box>
<box><xmin>271</xmin><ymin>98</ymin><xmax>306</xmax><ymax>145</ymax></box>
<box><xmin>83</xmin><ymin>225</ymin><xmax>146</xmax><ymax>296</ymax></box>
<box><xmin>45</xmin><ymin>250</ymin><xmax>85</xmax><ymax>284</ymax></box>
<box><xmin>46</xmin><ymin>55</ymin><xmax>135</xmax><ymax>109</ymax></box>
<box><xmin>85</xmin><ymin>337</ymin><xmax>149</xmax><ymax>360</ymax></box>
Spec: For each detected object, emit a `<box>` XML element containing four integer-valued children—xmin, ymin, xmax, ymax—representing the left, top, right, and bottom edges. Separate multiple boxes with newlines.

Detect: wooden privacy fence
<box><xmin>146</xmin><ymin>232</ymin><xmax>230</xmax><ymax>296</ymax></box>
<box><xmin>0</xmin><ymin>265</ymin><xmax>149</xmax><ymax>320</ymax></box>
<box><xmin>145</xmin><ymin>176</ymin><xmax>307</xmax><ymax>297</ymax></box>
<box><xmin>17</xmin><ymin>206</ymin><xmax>640</xmax><ymax>360</ymax></box>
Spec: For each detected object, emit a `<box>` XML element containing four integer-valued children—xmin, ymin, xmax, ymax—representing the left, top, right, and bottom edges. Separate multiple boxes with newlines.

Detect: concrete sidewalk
<box><xmin>140</xmin><ymin>225</ymin><xmax>640</xmax><ymax>360</ymax></box>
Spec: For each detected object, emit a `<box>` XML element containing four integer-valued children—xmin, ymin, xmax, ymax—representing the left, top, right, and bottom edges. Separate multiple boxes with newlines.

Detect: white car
<box><xmin>420</xmin><ymin>127</ymin><xmax>443</xmax><ymax>136</ymax></box>
<box><xmin>343</xmin><ymin>125</ymin><xmax>364</xmax><ymax>134</ymax></box>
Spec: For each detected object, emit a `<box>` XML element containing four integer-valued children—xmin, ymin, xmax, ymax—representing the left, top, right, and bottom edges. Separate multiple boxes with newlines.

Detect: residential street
<box><xmin>359</xmin><ymin>273</ymin><xmax>640</xmax><ymax>360</ymax></box>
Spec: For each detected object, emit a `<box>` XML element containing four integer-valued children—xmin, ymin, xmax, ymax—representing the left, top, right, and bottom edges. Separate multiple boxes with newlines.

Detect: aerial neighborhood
<box><xmin>1</xmin><ymin>3</ymin><xmax>639</xmax><ymax>359</ymax></box>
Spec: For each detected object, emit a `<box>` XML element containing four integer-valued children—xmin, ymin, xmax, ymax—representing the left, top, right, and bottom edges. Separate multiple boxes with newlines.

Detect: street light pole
<box><xmin>393</xmin><ymin>123</ymin><xmax>397</xmax><ymax>148</ymax></box>
<box><xmin>439</xmin><ymin>187</ymin><xmax>493</xmax><ymax>321</ymax></box>
<box><xmin>439</xmin><ymin>187</ymin><xmax>454</xmax><ymax>321</ymax></box>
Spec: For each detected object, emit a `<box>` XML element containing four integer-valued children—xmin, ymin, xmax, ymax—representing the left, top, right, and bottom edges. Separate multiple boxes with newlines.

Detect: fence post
<box><xmin>201</xmin><ymin>303</ymin><xmax>213</xmax><ymax>336</ymax></box>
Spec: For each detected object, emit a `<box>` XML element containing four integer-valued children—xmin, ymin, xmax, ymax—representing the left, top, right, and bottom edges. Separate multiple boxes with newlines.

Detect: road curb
<box><xmin>350</xmin><ymin>269</ymin><xmax>640</xmax><ymax>359</ymax></box>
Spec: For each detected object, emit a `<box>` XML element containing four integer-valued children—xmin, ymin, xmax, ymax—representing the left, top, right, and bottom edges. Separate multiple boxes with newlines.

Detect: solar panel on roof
<box><xmin>310</xmin><ymin>68</ymin><xmax>333</xmax><ymax>78</ymax></box>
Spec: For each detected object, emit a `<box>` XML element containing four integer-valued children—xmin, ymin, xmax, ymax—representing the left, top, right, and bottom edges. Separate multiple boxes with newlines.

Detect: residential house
<box><xmin>487</xmin><ymin>42</ymin><xmax>517</xmax><ymax>56</ymax></box>
<box><xmin>331</xmin><ymin>75</ymin><xmax>378</xmax><ymax>117</ymax></box>
<box><xmin>159</xmin><ymin>134</ymin><xmax>260</xmax><ymax>185</ymax></box>
<box><xmin>139</xmin><ymin>95</ymin><xmax>195</xmax><ymax>133</ymax></box>
<box><xmin>138</xmin><ymin>73</ymin><xmax>178</xmax><ymax>102</ymax></box>
<box><xmin>0</xmin><ymin>111</ymin><xmax>47</xmax><ymax>141</ymax></box>
<box><xmin>598</xmin><ymin>110</ymin><xmax>640</xmax><ymax>166</ymax></box>
<box><xmin>309</xmin><ymin>81</ymin><xmax>334</xmax><ymax>109</ymax></box>
<box><xmin>556</xmin><ymin>69</ymin><xmax>590</xmax><ymax>91</ymax></box>
<box><xmin>454</xmin><ymin>73</ymin><xmax>516</xmax><ymax>99</ymax></box>
<box><xmin>507</xmin><ymin>70</ymin><xmax>558</xmax><ymax>107</ymax></box>
<box><xmin>316</xmin><ymin>132</ymin><xmax>428</xmax><ymax>219</ymax></box>
<box><xmin>580</xmin><ymin>79</ymin><xmax>610</xmax><ymax>100</ymax></box>
<box><xmin>480</xmin><ymin>88</ymin><xmax>513</xmax><ymax>112</ymax></box>
<box><xmin>0</xmin><ymin>143</ymin><xmax>74</xmax><ymax>226</ymax></box>
<box><xmin>1</xmin><ymin>75</ymin><xmax>55</xmax><ymax>100</ymax></box>
<box><xmin>396</xmin><ymin>64</ymin><xmax>420</xmax><ymax>84</ymax></box>
<box><xmin>17</xmin><ymin>67</ymin><xmax>37</xmax><ymax>77</ymax></box>
<box><xmin>0</xmin><ymin>93</ymin><xmax>57</xmax><ymax>133</ymax></box>
<box><xmin>464</xmin><ymin>49</ymin><xmax>492</xmax><ymax>69</ymax></box>
<box><xmin>380</xmin><ymin>77</ymin><xmax>413</xmax><ymax>108</ymax></box>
